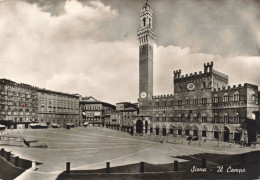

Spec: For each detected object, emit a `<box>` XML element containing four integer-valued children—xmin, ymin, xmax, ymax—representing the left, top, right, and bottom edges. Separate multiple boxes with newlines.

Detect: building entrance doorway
<box><xmin>214</xmin><ymin>131</ymin><xmax>219</xmax><ymax>139</ymax></box>
<box><xmin>162</xmin><ymin>128</ymin><xmax>166</xmax><ymax>136</ymax></box>
<box><xmin>156</xmin><ymin>127</ymin><xmax>159</xmax><ymax>135</ymax></box>
<box><xmin>136</xmin><ymin>120</ymin><xmax>143</xmax><ymax>134</ymax></box>
<box><xmin>234</xmin><ymin>131</ymin><xmax>241</xmax><ymax>142</ymax></box>
<box><xmin>185</xmin><ymin>129</ymin><xmax>190</xmax><ymax>136</ymax></box>
<box><xmin>223</xmin><ymin>126</ymin><xmax>230</xmax><ymax>142</ymax></box>
<box><xmin>178</xmin><ymin>129</ymin><xmax>182</xmax><ymax>135</ymax></box>
<box><xmin>193</xmin><ymin>130</ymin><xmax>198</xmax><ymax>136</ymax></box>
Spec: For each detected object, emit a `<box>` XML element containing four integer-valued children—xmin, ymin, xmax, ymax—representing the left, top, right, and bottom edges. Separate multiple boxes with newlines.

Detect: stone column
<box><xmin>229</xmin><ymin>132</ymin><xmax>233</xmax><ymax>142</ymax></box>
<box><xmin>147</xmin><ymin>123</ymin><xmax>150</xmax><ymax>135</ymax></box>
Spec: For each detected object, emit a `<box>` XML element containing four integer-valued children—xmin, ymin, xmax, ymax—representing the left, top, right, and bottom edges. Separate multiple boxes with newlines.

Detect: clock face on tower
<box><xmin>140</xmin><ymin>92</ymin><xmax>147</xmax><ymax>99</ymax></box>
<box><xmin>187</xmin><ymin>83</ymin><xmax>195</xmax><ymax>90</ymax></box>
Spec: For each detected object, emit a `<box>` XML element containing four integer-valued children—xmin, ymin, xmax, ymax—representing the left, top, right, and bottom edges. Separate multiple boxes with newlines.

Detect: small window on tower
<box><xmin>143</xmin><ymin>18</ymin><xmax>146</xmax><ymax>26</ymax></box>
<box><xmin>202</xmin><ymin>82</ymin><xmax>206</xmax><ymax>88</ymax></box>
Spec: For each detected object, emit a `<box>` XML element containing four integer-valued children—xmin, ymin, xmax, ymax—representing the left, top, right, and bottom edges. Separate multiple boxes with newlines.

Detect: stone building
<box><xmin>0</xmin><ymin>79</ymin><xmax>38</xmax><ymax>129</ymax></box>
<box><xmin>106</xmin><ymin>102</ymin><xmax>138</xmax><ymax>133</ymax></box>
<box><xmin>135</xmin><ymin>2</ymin><xmax>259</xmax><ymax>144</ymax></box>
<box><xmin>80</xmin><ymin>97</ymin><xmax>115</xmax><ymax>127</ymax></box>
<box><xmin>37</xmin><ymin>88</ymin><xmax>80</xmax><ymax>127</ymax></box>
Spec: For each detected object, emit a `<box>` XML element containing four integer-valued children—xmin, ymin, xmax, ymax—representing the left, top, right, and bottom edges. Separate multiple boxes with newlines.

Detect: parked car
<box><xmin>186</xmin><ymin>136</ymin><xmax>192</xmax><ymax>140</ymax></box>
<box><xmin>192</xmin><ymin>136</ymin><xmax>199</xmax><ymax>141</ymax></box>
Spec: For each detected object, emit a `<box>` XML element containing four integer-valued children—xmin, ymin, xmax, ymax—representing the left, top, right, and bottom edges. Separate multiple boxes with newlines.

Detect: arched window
<box><xmin>202</xmin><ymin>97</ymin><xmax>207</xmax><ymax>104</ymax></box>
<box><xmin>186</xmin><ymin>97</ymin><xmax>190</xmax><ymax>105</ymax></box>
<box><xmin>143</xmin><ymin>18</ymin><xmax>146</xmax><ymax>26</ymax></box>
<box><xmin>224</xmin><ymin>113</ymin><xmax>229</xmax><ymax>123</ymax></box>
<box><xmin>202</xmin><ymin>82</ymin><xmax>206</xmax><ymax>88</ymax></box>
<box><xmin>162</xmin><ymin>115</ymin><xmax>166</xmax><ymax>122</ymax></box>
<box><xmin>162</xmin><ymin>100</ymin><xmax>166</xmax><ymax>107</ymax></box>
<box><xmin>155</xmin><ymin>114</ymin><xmax>159</xmax><ymax>122</ymax></box>
<box><xmin>223</xmin><ymin>93</ymin><xmax>229</xmax><ymax>102</ymax></box>
<box><xmin>213</xmin><ymin>113</ymin><xmax>218</xmax><ymax>123</ymax></box>
<box><xmin>155</xmin><ymin>101</ymin><xmax>159</xmax><ymax>107</ymax></box>
<box><xmin>193</xmin><ymin>96</ymin><xmax>198</xmax><ymax>105</ymax></box>
<box><xmin>193</xmin><ymin>114</ymin><xmax>198</xmax><ymax>123</ymax></box>
<box><xmin>178</xmin><ymin>98</ymin><xmax>182</xmax><ymax>106</ymax></box>
<box><xmin>169</xmin><ymin>100</ymin><xmax>173</xmax><ymax>106</ymax></box>
<box><xmin>185</xmin><ymin>114</ymin><xmax>190</xmax><ymax>122</ymax></box>
<box><xmin>234</xmin><ymin>113</ymin><xmax>240</xmax><ymax>123</ymax></box>
<box><xmin>213</xmin><ymin>94</ymin><xmax>218</xmax><ymax>103</ymax></box>
<box><xmin>234</xmin><ymin>91</ymin><xmax>240</xmax><ymax>101</ymax></box>
<box><xmin>178</xmin><ymin>114</ymin><xmax>182</xmax><ymax>122</ymax></box>
<box><xmin>202</xmin><ymin>114</ymin><xmax>207</xmax><ymax>123</ymax></box>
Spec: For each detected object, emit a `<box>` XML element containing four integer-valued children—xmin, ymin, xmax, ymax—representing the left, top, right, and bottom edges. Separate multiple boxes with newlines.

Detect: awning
<box><xmin>39</xmin><ymin>123</ymin><xmax>48</xmax><ymax>127</ymax></box>
<box><xmin>94</xmin><ymin>112</ymin><xmax>101</xmax><ymax>116</ymax></box>
<box><xmin>0</xmin><ymin>124</ymin><xmax>5</xmax><ymax>128</ymax></box>
<box><xmin>82</xmin><ymin>112</ymin><xmax>86</xmax><ymax>116</ymax></box>
<box><xmin>30</xmin><ymin>123</ymin><xmax>40</xmax><ymax>127</ymax></box>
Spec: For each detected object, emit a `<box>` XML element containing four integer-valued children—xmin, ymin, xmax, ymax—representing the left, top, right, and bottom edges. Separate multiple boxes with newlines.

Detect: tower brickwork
<box><xmin>138</xmin><ymin>2</ymin><xmax>155</xmax><ymax>104</ymax></box>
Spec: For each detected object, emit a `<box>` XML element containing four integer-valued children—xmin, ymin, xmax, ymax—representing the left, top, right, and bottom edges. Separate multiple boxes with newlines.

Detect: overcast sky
<box><xmin>1</xmin><ymin>0</ymin><xmax>260</xmax><ymax>104</ymax></box>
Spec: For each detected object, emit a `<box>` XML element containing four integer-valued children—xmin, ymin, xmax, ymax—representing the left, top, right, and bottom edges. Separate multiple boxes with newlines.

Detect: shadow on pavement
<box><xmin>56</xmin><ymin>150</ymin><xmax>260</xmax><ymax>180</ymax></box>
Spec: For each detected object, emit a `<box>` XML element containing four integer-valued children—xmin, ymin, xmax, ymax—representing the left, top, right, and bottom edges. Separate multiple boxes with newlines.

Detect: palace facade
<box><xmin>37</xmin><ymin>88</ymin><xmax>80</xmax><ymax>128</ymax></box>
<box><xmin>0</xmin><ymin>78</ymin><xmax>80</xmax><ymax>129</ymax></box>
<box><xmin>135</xmin><ymin>2</ymin><xmax>259</xmax><ymax>144</ymax></box>
<box><xmin>0</xmin><ymin>79</ymin><xmax>38</xmax><ymax>129</ymax></box>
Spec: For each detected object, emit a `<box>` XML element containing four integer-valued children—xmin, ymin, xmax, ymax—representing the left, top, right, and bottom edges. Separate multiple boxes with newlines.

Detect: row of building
<box><xmin>0</xmin><ymin>78</ymin><xmax>138</xmax><ymax>130</ymax></box>
<box><xmin>0</xmin><ymin>79</ymin><xmax>80</xmax><ymax>129</ymax></box>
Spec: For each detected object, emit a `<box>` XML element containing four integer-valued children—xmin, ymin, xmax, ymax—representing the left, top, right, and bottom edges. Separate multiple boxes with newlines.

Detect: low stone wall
<box><xmin>0</xmin><ymin>148</ymin><xmax>32</xmax><ymax>169</ymax></box>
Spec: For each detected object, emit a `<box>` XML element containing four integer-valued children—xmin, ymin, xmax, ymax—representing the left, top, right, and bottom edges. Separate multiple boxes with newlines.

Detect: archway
<box><xmin>185</xmin><ymin>129</ymin><xmax>190</xmax><ymax>136</ymax></box>
<box><xmin>178</xmin><ymin>129</ymin><xmax>182</xmax><ymax>135</ymax></box>
<box><xmin>193</xmin><ymin>130</ymin><xmax>198</xmax><ymax>136</ymax></box>
<box><xmin>223</xmin><ymin>126</ymin><xmax>230</xmax><ymax>142</ymax></box>
<box><xmin>193</xmin><ymin>125</ymin><xmax>199</xmax><ymax>136</ymax></box>
<box><xmin>170</xmin><ymin>128</ymin><xmax>173</xmax><ymax>134</ymax></box>
<box><xmin>162</xmin><ymin>128</ymin><xmax>166</xmax><ymax>136</ymax></box>
<box><xmin>136</xmin><ymin>120</ymin><xmax>143</xmax><ymax>134</ymax></box>
<box><xmin>234</xmin><ymin>130</ymin><xmax>241</xmax><ymax>142</ymax></box>
<box><xmin>202</xmin><ymin>126</ymin><xmax>207</xmax><ymax>137</ymax></box>
<box><xmin>150</xmin><ymin>127</ymin><xmax>153</xmax><ymax>133</ymax></box>
<box><xmin>156</xmin><ymin>127</ymin><xmax>159</xmax><ymax>135</ymax></box>
<box><xmin>145</xmin><ymin>121</ymin><xmax>148</xmax><ymax>134</ymax></box>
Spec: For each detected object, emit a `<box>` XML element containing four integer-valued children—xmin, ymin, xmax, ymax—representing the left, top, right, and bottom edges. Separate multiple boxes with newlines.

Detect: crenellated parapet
<box><xmin>152</xmin><ymin>94</ymin><xmax>174</xmax><ymax>99</ymax></box>
<box><xmin>173</xmin><ymin>70</ymin><xmax>181</xmax><ymax>79</ymax></box>
<box><xmin>204</xmin><ymin>61</ymin><xmax>214</xmax><ymax>73</ymax></box>
<box><xmin>213</xmin><ymin>83</ymin><xmax>258</xmax><ymax>92</ymax></box>
<box><xmin>173</xmin><ymin>70</ymin><xmax>211</xmax><ymax>82</ymax></box>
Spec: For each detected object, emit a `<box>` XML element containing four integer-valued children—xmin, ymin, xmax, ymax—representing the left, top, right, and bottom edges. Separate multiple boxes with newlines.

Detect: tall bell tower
<box><xmin>138</xmin><ymin>1</ymin><xmax>155</xmax><ymax>103</ymax></box>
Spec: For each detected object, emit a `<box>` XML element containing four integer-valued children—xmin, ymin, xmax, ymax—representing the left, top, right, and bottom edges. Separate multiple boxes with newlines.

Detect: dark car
<box><xmin>192</xmin><ymin>136</ymin><xmax>199</xmax><ymax>141</ymax></box>
<box><xmin>186</xmin><ymin>136</ymin><xmax>192</xmax><ymax>140</ymax></box>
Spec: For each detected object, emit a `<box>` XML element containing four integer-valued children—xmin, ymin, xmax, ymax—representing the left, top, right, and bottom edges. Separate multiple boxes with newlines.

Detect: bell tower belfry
<box><xmin>138</xmin><ymin>1</ymin><xmax>155</xmax><ymax>103</ymax></box>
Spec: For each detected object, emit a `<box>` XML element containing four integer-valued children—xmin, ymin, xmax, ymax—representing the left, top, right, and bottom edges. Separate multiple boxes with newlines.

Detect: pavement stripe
<box><xmin>165</xmin><ymin>143</ymin><xmax>220</xmax><ymax>166</ymax></box>
<box><xmin>71</xmin><ymin>144</ymin><xmax>157</xmax><ymax>170</ymax></box>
